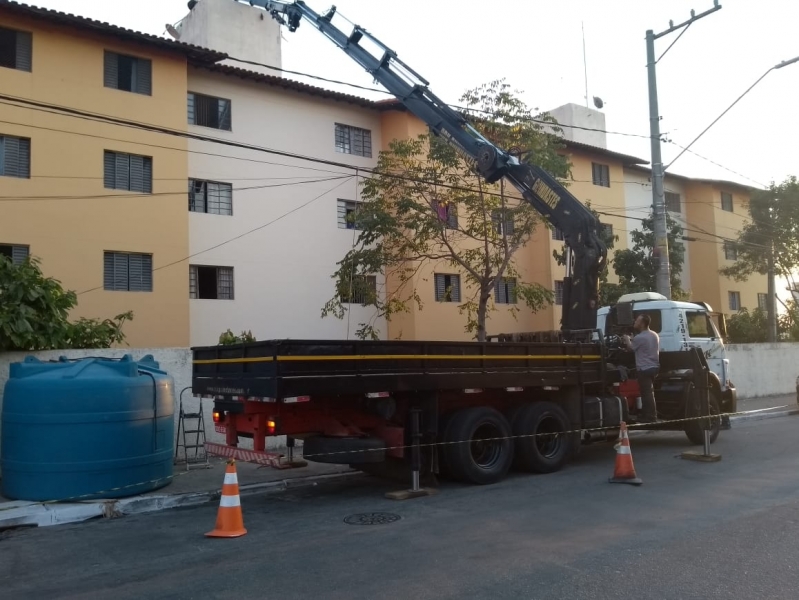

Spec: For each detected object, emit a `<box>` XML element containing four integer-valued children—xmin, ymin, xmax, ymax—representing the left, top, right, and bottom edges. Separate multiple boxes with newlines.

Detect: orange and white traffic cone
<box><xmin>205</xmin><ymin>459</ymin><xmax>247</xmax><ymax>538</ymax></box>
<box><xmin>608</xmin><ymin>422</ymin><xmax>643</xmax><ymax>486</ymax></box>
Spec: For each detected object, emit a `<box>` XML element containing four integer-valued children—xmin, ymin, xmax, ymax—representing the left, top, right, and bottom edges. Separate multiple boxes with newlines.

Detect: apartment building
<box><xmin>0</xmin><ymin>1</ymin><xmax>224</xmax><ymax>347</ymax></box>
<box><xmin>624</xmin><ymin>165</ymin><xmax>766</xmax><ymax>316</ymax></box>
<box><xmin>184</xmin><ymin>63</ymin><xmax>393</xmax><ymax>345</ymax></box>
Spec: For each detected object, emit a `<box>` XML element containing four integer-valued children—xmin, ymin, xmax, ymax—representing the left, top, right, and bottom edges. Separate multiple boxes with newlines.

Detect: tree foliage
<box><xmin>601</xmin><ymin>212</ymin><xmax>688</xmax><ymax>305</ymax></box>
<box><xmin>218</xmin><ymin>329</ymin><xmax>256</xmax><ymax>345</ymax></box>
<box><xmin>322</xmin><ymin>79</ymin><xmax>570</xmax><ymax>341</ymax></box>
<box><xmin>720</xmin><ymin>176</ymin><xmax>799</xmax><ymax>291</ymax></box>
<box><xmin>552</xmin><ymin>201</ymin><xmax>619</xmax><ymax>306</ymax></box>
<box><xmin>0</xmin><ymin>256</ymin><xmax>132</xmax><ymax>351</ymax></box>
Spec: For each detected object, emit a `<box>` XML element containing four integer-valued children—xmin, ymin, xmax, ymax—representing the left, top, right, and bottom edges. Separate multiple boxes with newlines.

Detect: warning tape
<box><xmin>8</xmin><ymin>404</ymin><xmax>793</xmax><ymax>506</ymax></box>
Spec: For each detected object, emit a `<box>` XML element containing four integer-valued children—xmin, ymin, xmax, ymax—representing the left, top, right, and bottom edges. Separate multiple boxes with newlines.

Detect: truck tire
<box><xmin>441</xmin><ymin>407</ymin><xmax>514</xmax><ymax>485</ymax></box>
<box><xmin>684</xmin><ymin>390</ymin><xmax>721</xmax><ymax>446</ymax></box>
<box><xmin>302</xmin><ymin>436</ymin><xmax>386</xmax><ymax>464</ymax></box>
<box><xmin>511</xmin><ymin>402</ymin><xmax>574</xmax><ymax>474</ymax></box>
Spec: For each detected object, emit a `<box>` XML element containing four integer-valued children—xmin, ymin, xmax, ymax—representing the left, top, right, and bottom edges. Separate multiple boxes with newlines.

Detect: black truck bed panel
<box><xmin>191</xmin><ymin>339</ymin><xmax>607</xmax><ymax>399</ymax></box>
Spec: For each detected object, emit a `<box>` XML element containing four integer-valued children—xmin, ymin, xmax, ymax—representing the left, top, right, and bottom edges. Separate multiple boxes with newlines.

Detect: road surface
<box><xmin>2</xmin><ymin>416</ymin><xmax>799</xmax><ymax>599</ymax></box>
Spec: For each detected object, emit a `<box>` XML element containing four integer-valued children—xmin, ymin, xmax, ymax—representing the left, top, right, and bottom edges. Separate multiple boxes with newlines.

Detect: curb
<box><xmin>0</xmin><ymin>469</ymin><xmax>360</xmax><ymax>532</ymax></box>
<box><xmin>729</xmin><ymin>408</ymin><xmax>799</xmax><ymax>424</ymax></box>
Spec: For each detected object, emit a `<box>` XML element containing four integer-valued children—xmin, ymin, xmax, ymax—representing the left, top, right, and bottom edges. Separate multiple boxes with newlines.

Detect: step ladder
<box><xmin>174</xmin><ymin>387</ymin><xmax>210</xmax><ymax>470</ymax></box>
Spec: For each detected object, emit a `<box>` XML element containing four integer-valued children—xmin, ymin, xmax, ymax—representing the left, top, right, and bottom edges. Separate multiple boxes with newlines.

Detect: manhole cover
<box><xmin>344</xmin><ymin>512</ymin><xmax>401</xmax><ymax>526</ymax></box>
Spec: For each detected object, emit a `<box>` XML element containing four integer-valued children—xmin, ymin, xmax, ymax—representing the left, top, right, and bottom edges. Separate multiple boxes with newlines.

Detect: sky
<box><xmin>31</xmin><ymin>0</ymin><xmax>799</xmax><ymax>189</ymax></box>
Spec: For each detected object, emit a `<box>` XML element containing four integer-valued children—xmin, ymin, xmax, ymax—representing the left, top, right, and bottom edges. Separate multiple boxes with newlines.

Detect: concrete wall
<box><xmin>548</xmin><ymin>103</ymin><xmax>607</xmax><ymax>149</ymax></box>
<box><xmin>175</xmin><ymin>0</ymin><xmax>282</xmax><ymax>72</ymax></box>
<box><xmin>726</xmin><ymin>344</ymin><xmax>799</xmax><ymax>399</ymax></box>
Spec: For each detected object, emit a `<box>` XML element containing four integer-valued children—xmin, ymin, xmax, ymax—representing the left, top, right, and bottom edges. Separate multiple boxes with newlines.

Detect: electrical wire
<box><xmin>75</xmin><ymin>176</ymin><xmax>354</xmax><ymax>296</ymax></box>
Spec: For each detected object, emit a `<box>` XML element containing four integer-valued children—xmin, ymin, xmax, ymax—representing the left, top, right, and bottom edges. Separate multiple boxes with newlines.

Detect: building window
<box><xmin>495</xmin><ymin>277</ymin><xmax>517</xmax><ymax>304</ymax></box>
<box><xmin>189</xmin><ymin>179</ymin><xmax>232</xmax><ymax>215</ymax></box>
<box><xmin>721</xmin><ymin>191</ymin><xmax>733</xmax><ymax>212</ymax></box>
<box><xmin>190</xmin><ymin>265</ymin><xmax>234</xmax><ymax>300</ymax></box>
<box><xmin>103</xmin><ymin>252</ymin><xmax>153</xmax><ymax>292</ymax></box>
<box><xmin>0</xmin><ymin>243</ymin><xmax>29</xmax><ymax>265</ymax></box>
<box><xmin>0</xmin><ymin>134</ymin><xmax>31</xmax><ymax>178</ymax></box>
<box><xmin>335</xmin><ymin>123</ymin><xmax>372</xmax><ymax>158</ymax></box>
<box><xmin>104</xmin><ymin>151</ymin><xmax>152</xmax><ymax>193</ymax></box>
<box><xmin>728</xmin><ymin>291</ymin><xmax>741</xmax><ymax>311</ymax></box>
<box><xmin>434</xmin><ymin>273</ymin><xmax>461</xmax><ymax>303</ymax></box>
<box><xmin>0</xmin><ymin>26</ymin><xmax>32</xmax><ymax>72</ymax></box>
<box><xmin>591</xmin><ymin>162</ymin><xmax>610</xmax><ymax>187</ymax></box>
<box><xmin>492</xmin><ymin>209</ymin><xmax>515</xmax><ymax>235</ymax></box>
<box><xmin>338</xmin><ymin>199</ymin><xmax>362</xmax><ymax>229</ymax></box>
<box><xmin>340</xmin><ymin>274</ymin><xmax>376</xmax><ymax>304</ymax></box>
<box><xmin>723</xmin><ymin>241</ymin><xmax>738</xmax><ymax>261</ymax></box>
<box><xmin>432</xmin><ymin>199</ymin><xmax>457</xmax><ymax>229</ymax></box>
<box><xmin>188</xmin><ymin>92</ymin><xmax>232</xmax><ymax>131</ymax></box>
<box><xmin>601</xmin><ymin>223</ymin><xmax>613</xmax><ymax>238</ymax></box>
<box><xmin>104</xmin><ymin>51</ymin><xmax>151</xmax><ymax>95</ymax></box>
<box><xmin>665</xmin><ymin>191</ymin><xmax>681</xmax><ymax>213</ymax></box>
<box><xmin>554</xmin><ymin>280</ymin><xmax>564</xmax><ymax>305</ymax></box>
<box><xmin>552</xmin><ymin>227</ymin><xmax>564</xmax><ymax>241</ymax></box>
<box><xmin>758</xmin><ymin>293</ymin><xmax>768</xmax><ymax>311</ymax></box>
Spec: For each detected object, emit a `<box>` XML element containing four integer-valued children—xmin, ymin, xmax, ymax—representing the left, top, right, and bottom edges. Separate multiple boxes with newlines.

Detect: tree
<box><xmin>322</xmin><ymin>79</ymin><xmax>569</xmax><ymax>341</ymax></box>
<box><xmin>0</xmin><ymin>255</ymin><xmax>132</xmax><ymax>351</ymax></box>
<box><xmin>552</xmin><ymin>201</ymin><xmax>619</xmax><ymax>306</ymax></box>
<box><xmin>726</xmin><ymin>307</ymin><xmax>769</xmax><ymax>344</ymax></box>
<box><xmin>720</xmin><ymin>176</ymin><xmax>799</xmax><ymax>300</ymax></box>
<box><xmin>601</xmin><ymin>211</ymin><xmax>688</xmax><ymax>305</ymax></box>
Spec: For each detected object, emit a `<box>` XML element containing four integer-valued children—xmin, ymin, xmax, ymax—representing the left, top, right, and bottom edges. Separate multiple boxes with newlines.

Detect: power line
<box><xmin>76</xmin><ymin>176</ymin><xmax>354</xmax><ymax>296</ymax></box>
<box><xmin>0</xmin><ymin>176</ymin><xmax>352</xmax><ymax>202</ymax></box>
<box><xmin>223</xmin><ymin>56</ymin><xmax>653</xmax><ymax>140</ymax></box>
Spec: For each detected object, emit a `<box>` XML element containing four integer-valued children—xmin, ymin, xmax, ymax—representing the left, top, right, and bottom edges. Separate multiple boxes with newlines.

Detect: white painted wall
<box><xmin>175</xmin><ymin>0</ymin><xmax>282</xmax><ymax>73</ymax></box>
<box><xmin>548</xmin><ymin>103</ymin><xmax>608</xmax><ymax>149</ymax></box>
<box><xmin>726</xmin><ymin>344</ymin><xmax>799</xmax><ymax>399</ymax></box>
<box><xmin>622</xmin><ymin>167</ymin><xmax>692</xmax><ymax>293</ymax></box>
<box><xmin>187</xmin><ymin>67</ymin><xmax>386</xmax><ymax>346</ymax></box>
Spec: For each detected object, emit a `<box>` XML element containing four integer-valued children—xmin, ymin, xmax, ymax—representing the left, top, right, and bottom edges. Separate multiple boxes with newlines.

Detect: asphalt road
<box><xmin>3</xmin><ymin>416</ymin><xmax>799</xmax><ymax>600</ymax></box>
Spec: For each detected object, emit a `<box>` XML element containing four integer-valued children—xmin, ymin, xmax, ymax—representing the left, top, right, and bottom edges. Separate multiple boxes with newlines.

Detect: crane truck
<box><xmin>191</xmin><ymin>0</ymin><xmax>723</xmax><ymax>486</ymax></box>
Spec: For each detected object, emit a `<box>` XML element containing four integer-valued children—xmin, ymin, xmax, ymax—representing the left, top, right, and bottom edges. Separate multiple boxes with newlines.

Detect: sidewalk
<box><xmin>0</xmin><ymin>454</ymin><xmax>358</xmax><ymax>531</ymax></box>
<box><xmin>1</xmin><ymin>394</ymin><xmax>796</xmax><ymax>532</ymax></box>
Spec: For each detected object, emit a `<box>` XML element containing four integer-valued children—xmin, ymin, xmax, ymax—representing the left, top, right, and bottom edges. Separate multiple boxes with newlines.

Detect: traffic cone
<box><xmin>608</xmin><ymin>422</ymin><xmax>643</xmax><ymax>486</ymax></box>
<box><xmin>205</xmin><ymin>459</ymin><xmax>247</xmax><ymax>538</ymax></box>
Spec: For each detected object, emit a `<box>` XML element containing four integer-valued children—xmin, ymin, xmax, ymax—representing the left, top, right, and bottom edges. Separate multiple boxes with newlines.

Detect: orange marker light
<box><xmin>213</xmin><ymin>411</ymin><xmax>221</xmax><ymax>423</ymax></box>
<box><xmin>267</xmin><ymin>419</ymin><xmax>277</xmax><ymax>435</ymax></box>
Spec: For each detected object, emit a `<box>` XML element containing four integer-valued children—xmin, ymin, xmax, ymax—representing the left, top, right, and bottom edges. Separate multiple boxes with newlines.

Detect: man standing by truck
<box><xmin>622</xmin><ymin>314</ymin><xmax>660</xmax><ymax>423</ymax></box>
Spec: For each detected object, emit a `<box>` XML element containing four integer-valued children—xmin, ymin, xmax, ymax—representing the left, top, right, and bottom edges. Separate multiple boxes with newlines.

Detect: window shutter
<box><xmin>187</xmin><ymin>93</ymin><xmax>195</xmax><ymax>125</ymax></box>
<box><xmin>103</xmin><ymin>151</ymin><xmax>116</xmax><ymax>188</ymax></box>
<box><xmin>217</xmin><ymin>267</ymin><xmax>233</xmax><ymax>300</ymax></box>
<box><xmin>17</xmin><ymin>137</ymin><xmax>30</xmax><ymax>178</ymax></box>
<box><xmin>451</xmin><ymin>276</ymin><xmax>461</xmax><ymax>302</ymax></box>
<box><xmin>2</xmin><ymin>136</ymin><xmax>28</xmax><ymax>178</ymax></box>
<box><xmin>189</xmin><ymin>266</ymin><xmax>198</xmax><ymax>298</ymax></box>
<box><xmin>218</xmin><ymin>99</ymin><xmax>231</xmax><ymax>130</ymax></box>
<box><xmin>129</xmin><ymin>154</ymin><xmax>144</xmax><ymax>192</ymax></box>
<box><xmin>15</xmin><ymin>30</ymin><xmax>32</xmax><ymax>72</ymax></box>
<box><xmin>507</xmin><ymin>279</ymin><xmax>516</xmax><ymax>303</ymax></box>
<box><xmin>141</xmin><ymin>254</ymin><xmax>153</xmax><ymax>291</ymax></box>
<box><xmin>435</xmin><ymin>274</ymin><xmax>445</xmax><ymax>301</ymax></box>
<box><xmin>115</xmin><ymin>152</ymin><xmax>129</xmax><ymax>190</ymax></box>
<box><xmin>103</xmin><ymin>51</ymin><xmax>118</xmax><ymax>89</ymax></box>
<box><xmin>142</xmin><ymin>157</ymin><xmax>152</xmax><ymax>193</ymax></box>
<box><xmin>103</xmin><ymin>252</ymin><xmax>115</xmax><ymax>290</ymax></box>
<box><xmin>136</xmin><ymin>58</ymin><xmax>152</xmax><ymax>95</ymax></box>
<box><xmin>11</xmin><ymin>245</ymin><xmax>29</xmax><ymax>265</ymax></box>
<box><xmin>128</xmin><ymin>253</ymin><xmax>143</xmax><ymax>291</ymax></box>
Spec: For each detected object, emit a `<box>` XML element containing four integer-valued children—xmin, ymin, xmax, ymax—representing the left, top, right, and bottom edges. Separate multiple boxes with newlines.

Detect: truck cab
<box><xmin>597</xmin><ymin>292</ymin><xmax>737</xmax><ymax>418</ymax></box>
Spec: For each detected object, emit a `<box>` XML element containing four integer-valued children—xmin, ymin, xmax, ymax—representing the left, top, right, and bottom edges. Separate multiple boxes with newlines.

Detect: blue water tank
<box><xmin>1</xmin><ymin>354</ymin><xmax>175</xmax><ymax>502</ymax></box>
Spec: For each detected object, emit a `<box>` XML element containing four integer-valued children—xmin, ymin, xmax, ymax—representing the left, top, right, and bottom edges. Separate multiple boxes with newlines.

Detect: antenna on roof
<box><xmin>582</xmin><ymin>21</ymin><xmax>589</xmax><ymax>108</ymax></box>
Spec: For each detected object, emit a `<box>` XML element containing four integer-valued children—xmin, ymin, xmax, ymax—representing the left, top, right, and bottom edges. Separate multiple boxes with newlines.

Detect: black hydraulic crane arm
<box><xmin>241</xmin><ymin>0</ymin><xmax>607</xmax><ymax>331</ymax></box>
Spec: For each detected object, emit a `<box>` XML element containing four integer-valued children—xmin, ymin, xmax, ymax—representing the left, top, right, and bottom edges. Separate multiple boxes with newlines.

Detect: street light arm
<box><xmin>665</xmin><ymin>58</ymin><xmax>799</xmax><ymax>171</ymax></box>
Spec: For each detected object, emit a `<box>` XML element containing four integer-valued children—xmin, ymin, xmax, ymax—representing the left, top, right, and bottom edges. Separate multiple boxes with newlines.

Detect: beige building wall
<box><xmin>0</xmin><ymin>10</ymin><xmax>194</xmax><ymax>347</ymax></box>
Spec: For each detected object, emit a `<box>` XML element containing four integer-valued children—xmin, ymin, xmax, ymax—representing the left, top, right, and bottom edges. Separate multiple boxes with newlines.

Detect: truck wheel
<box><xmin>684</xmin><ymin>390</ymin><xmax>721</xmax><ymax>445</ymax></box>
<box><xmin>511</xmin><ymin>402</ymin><xmax>574</xmax><ymax>474</ymax></box>
<box><xmin>302</xmin><ymin>436</ymin><xmax>386</xmax><ymax>464</ymax></box>
<box><xmin>442</xmin><ymin>407</ymin><xmax>514</xmax><ymax>485</ymax></box>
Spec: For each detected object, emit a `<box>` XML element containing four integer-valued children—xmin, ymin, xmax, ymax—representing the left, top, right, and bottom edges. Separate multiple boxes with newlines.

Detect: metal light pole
<box><xmin>666</xmin><ymin>55</ymin><xmax>799</xmax><ymax>343</ymax></box>
<box><xmin>646</xmin><ymin>1</ymin><xmax>722</xmax><ymax>299</ymax></box>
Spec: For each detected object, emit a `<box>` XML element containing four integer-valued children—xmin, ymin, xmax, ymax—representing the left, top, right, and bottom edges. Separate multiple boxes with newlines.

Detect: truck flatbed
<box><xmin>191</xmin><ymin>339</ymin><xmax>608</xmax><ymax>399</ymax></box>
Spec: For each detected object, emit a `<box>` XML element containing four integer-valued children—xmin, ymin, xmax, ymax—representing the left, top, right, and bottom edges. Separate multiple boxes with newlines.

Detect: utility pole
<box><xmin>646</xmin><ymin>1</ymin><xmax>722</xmax><ymax>299</ymax></box>
<box><xmin>768</xmin><ymin>239</ymin><xmax>777</xmax><ymax>343</ymax></box>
